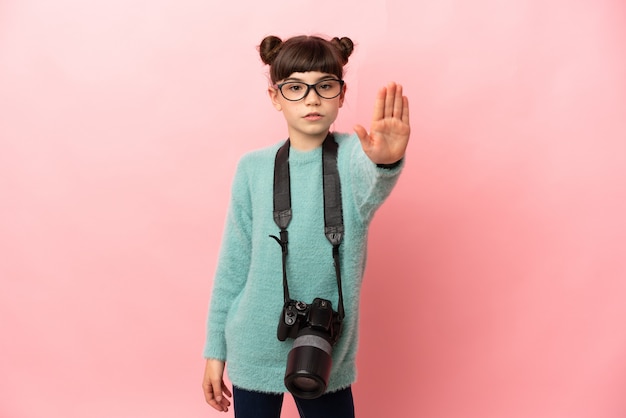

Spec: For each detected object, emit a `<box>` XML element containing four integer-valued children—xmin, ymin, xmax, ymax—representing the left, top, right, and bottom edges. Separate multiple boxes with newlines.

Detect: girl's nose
<box><xmin>304</xmin><ymin>86</ymin><xmax>321</xmax><ymax>104</ymax></box>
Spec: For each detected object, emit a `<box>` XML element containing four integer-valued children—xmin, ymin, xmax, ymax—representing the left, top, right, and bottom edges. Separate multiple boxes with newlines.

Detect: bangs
<box><xmin>271</xmin><ymin>37</ymin><xmax>344</xmax><ymax>82</ymax></box>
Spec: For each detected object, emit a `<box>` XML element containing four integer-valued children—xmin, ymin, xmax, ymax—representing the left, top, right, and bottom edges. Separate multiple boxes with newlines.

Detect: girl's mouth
<box><xmin>304</xmin><ymin>113</ymin><xmax>322</xmax><ymax>121</ymax></box>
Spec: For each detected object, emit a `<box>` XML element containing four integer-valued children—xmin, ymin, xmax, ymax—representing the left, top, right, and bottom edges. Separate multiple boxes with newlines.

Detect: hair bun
<box><xmin>331</xmin><ymin>37</ymin><xmax>354</xmax><ymax>65</ymax></box>
<box><xmin>259</xmin><ymin>35</ymin><xmax>283</xmax><ymax>65</ymax></box>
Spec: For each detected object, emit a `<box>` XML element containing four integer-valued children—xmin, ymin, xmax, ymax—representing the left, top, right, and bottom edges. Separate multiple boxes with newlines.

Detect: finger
<box><xmin>372</xmin><ymin>86</ymin><xmax>387</xmax><ymax>121</ymax></box>
<box><xmin>203</xmin><ymin>383</ymin><xmax>211</xmax><ymax>404</ymax></box>
<box><xmin>401</xmin><ymin>96</ymin><xmax>410</xmax><ymax>124</ymax></box>
<box><xmin>218</xmin><ymin>394</ymin><xmax>231</xmax><ymax>411</ymax></box>
<box><xmin>217</xmin><ymin>381</ymin><xmax>231</xmax><ymax>412</ymax></box>
<box><xmin>204</xmin><ymin>383</ymin><xmax>224</xmax><ymax>411</ymax></box>
<box><xmin>384</xmin><ymin>82</ymin><xmax>397</xmax><ymax>119</ymax></box>
<box><xmin>222</xmin><ymin>382</ymin><xmax>232</xmax><ymax>398</ymax></box>
<box><xmin>385</xmin><ymin>82</ymin><xmax>397</xmax><ymax>118</ymax></box>
<box><xmin>204</xmin><ymin>378</ymin><xmax>225</xmax><ymax>409</ymax></box>
<box><xmin>393</xmin><ymin>84</ymin><xmax>404</xmax><ymax>119</ymax></box>
<box><xmin>211</xmin><ymin>378</ymin><xmax>224</xmax><ymax>403</ymax></box>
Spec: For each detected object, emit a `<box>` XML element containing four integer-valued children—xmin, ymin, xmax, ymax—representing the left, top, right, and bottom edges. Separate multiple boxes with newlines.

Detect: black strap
<box><xmin>322</xmin><ymin>138</ymin><xmax>344</xmax><ymax>246</ymax></box>
<box><xmin>272</xmin><ymin>139</ymin><xmax>292</xmax><ymax>304</ymax></box>
<box><xmin>270</xmin><ymin>133</ymin><xmax>345</xmax><ymax>320</ymax></box>
<box><xmin>273</xmin><ymin>141</ymin><xmax>292</xmax><ymax>231</ymax></box>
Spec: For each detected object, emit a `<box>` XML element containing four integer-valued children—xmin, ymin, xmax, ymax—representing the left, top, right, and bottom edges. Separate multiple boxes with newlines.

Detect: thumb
<box><xmin>353</xmin><ymin>124</ymin><xmax>369</xmax><ymax>143</ymax></box>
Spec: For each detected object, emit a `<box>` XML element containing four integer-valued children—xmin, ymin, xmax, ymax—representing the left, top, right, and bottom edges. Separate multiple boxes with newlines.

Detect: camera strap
<box><xmin>270</xmin><ymin>133</ymin><xmax>345</xmax><ymax>321</ymax></box>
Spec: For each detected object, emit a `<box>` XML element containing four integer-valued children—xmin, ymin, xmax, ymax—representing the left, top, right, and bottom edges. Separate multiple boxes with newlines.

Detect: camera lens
<box><xmin>291</xmin><ymin>376</ymin><xmax>319</xmax><ymax>392</ymax></box>
<box><xmin>284</xmin><ymin>329</ymin><xmax>333</xmax><ymax>399</ymax></box>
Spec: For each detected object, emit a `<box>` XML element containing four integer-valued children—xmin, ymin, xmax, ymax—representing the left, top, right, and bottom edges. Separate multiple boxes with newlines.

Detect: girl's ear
<box><xmin>268</xmin><ymin>87</ymin><xmax>282</xmax><ymax>111</ymax></box>
<box><xmin>338</xmin><ymin>83</ymin><xmax>347</xmax><ymax>108</ymax></box>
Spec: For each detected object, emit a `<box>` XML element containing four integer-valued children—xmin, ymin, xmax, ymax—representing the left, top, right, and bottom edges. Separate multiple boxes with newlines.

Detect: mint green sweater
<box><xmin>204</xmin><ymin>132</ymin><xmax>403</xmax><ymax>394</ymax></box>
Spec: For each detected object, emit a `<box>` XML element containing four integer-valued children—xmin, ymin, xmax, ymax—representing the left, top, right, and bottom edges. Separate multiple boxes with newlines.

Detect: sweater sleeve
<box><xmin>345</xmin><ymin>135</ymin><xmax>404</xmax><ymax>223</ymax></box>
<box><xmin>203</xmin><ymin>158</ymin><xmax>253</xmax><ymax>360</ymax></box>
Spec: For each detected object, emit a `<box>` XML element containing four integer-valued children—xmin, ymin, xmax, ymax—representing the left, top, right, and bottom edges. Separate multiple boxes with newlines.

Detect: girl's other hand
<box><xmin>202</xmin><ymin>358</ymin><xmax>232</xmax><ymax>412</ymax></box>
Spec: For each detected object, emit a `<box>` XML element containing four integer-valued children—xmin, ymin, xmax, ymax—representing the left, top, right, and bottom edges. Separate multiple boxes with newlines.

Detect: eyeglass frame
<box><xmin>273</xmin><ymin>79</ymin><xmax>345</xmax><ymax>101</ymax></box>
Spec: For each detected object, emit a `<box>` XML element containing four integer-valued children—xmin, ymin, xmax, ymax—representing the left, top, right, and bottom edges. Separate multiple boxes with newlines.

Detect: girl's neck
<box><xmin>288</xmin><ymin>131</ymin><xmax>329</xmax><ymax>151</ymax></box>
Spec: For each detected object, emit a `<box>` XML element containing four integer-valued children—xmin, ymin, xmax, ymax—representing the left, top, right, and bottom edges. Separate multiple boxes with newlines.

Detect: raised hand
<box><xmin>354</xmin><ymin>82</ymin><xmax>410</xmax><ymax>164</ymax></box>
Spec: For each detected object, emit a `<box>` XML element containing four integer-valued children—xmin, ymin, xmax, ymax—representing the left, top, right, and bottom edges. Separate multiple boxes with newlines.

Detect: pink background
<box><xmin>1</xmin><ymin>0</ymin><xmax>625</xmax><ymax>417</ymax></box>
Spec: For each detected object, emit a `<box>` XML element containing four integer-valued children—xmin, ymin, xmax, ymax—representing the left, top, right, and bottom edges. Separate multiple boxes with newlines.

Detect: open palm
<box><xmin>354</xmin><ymin>82</ymin><xmax>410</xmax><ymax>164</ymax></box>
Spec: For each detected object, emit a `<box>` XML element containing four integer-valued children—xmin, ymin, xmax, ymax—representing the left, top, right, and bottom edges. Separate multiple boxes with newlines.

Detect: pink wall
<box><xmin>1</xmin><ymin>1</ymin><xmax>625</xmax><ymax>417</ymax></box>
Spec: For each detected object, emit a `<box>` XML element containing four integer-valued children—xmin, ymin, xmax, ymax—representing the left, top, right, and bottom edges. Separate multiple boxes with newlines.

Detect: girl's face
<box><xmin>269</xmin><ymin>71</ymin><xmax>346</xmax><ymax>150</ymax></box>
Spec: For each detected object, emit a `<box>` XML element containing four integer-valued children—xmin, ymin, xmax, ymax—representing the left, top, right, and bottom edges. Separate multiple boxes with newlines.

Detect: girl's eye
<box><xmin>287</xmin><ymin>84</ymin><xmax>304</xmax><ymax>92</ymax></box>
<box><xmin>318</xmin><ymin>80</ymin><xmax>339</xmax><ymax>91</ymax></box>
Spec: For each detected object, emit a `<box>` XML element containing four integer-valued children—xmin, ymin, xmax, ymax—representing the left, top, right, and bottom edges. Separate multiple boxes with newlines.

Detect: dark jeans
<box><xmin>232</xmin><ymin>385</ymin><xmax>355</xmax><ymax>418</ymax></box>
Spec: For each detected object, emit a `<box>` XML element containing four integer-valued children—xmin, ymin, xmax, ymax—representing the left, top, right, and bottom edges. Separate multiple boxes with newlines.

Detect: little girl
<box><xmin>202</xmin><ymin>34</ymin><xmax>410</xmax><ymax>418</ymax></box>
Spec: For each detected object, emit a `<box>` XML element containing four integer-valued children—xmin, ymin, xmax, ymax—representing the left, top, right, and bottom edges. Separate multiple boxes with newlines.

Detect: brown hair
<box><xmin>258</xmin><ymin>35</ymin><xmax>354</xmax><ymax>84</ymax></box>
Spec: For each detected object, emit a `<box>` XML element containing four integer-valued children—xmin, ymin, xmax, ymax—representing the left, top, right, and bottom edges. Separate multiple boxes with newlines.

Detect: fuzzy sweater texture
<box><xmin>204</xmin><ymin>132</ymin><xmax>403</xmax><ymax>394</ymax></box>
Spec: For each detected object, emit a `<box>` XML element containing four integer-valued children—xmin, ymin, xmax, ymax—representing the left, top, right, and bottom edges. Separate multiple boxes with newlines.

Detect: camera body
<box><xmin>277</xmin><ymin>297</ymin><xmax>343</xmax><ymax>399</ymax></box>
<box><xmin>277</xmin><ymin>297</ymin><xmax>342</xmax><ymax>345</ymax></box>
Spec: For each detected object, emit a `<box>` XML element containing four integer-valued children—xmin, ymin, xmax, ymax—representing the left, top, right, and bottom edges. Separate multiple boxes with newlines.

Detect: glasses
<box><xmin>274</xmin><ymin>79</ymin><xmax>345</xmax><ymax>101</ymax></box>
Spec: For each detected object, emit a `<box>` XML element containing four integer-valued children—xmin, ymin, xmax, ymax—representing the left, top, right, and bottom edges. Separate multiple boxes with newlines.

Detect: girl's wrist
<box><xmin>376</xmin><ymin>159</ymin><xmax>403</xmax><ymax>169</ymax></box>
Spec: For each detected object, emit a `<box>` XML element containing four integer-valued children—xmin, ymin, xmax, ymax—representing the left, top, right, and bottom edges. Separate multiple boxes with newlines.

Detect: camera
<box><xmin>277</xmin><ymin>297</ymin><xmax>343</xmax><ymax>399</ymax></box>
